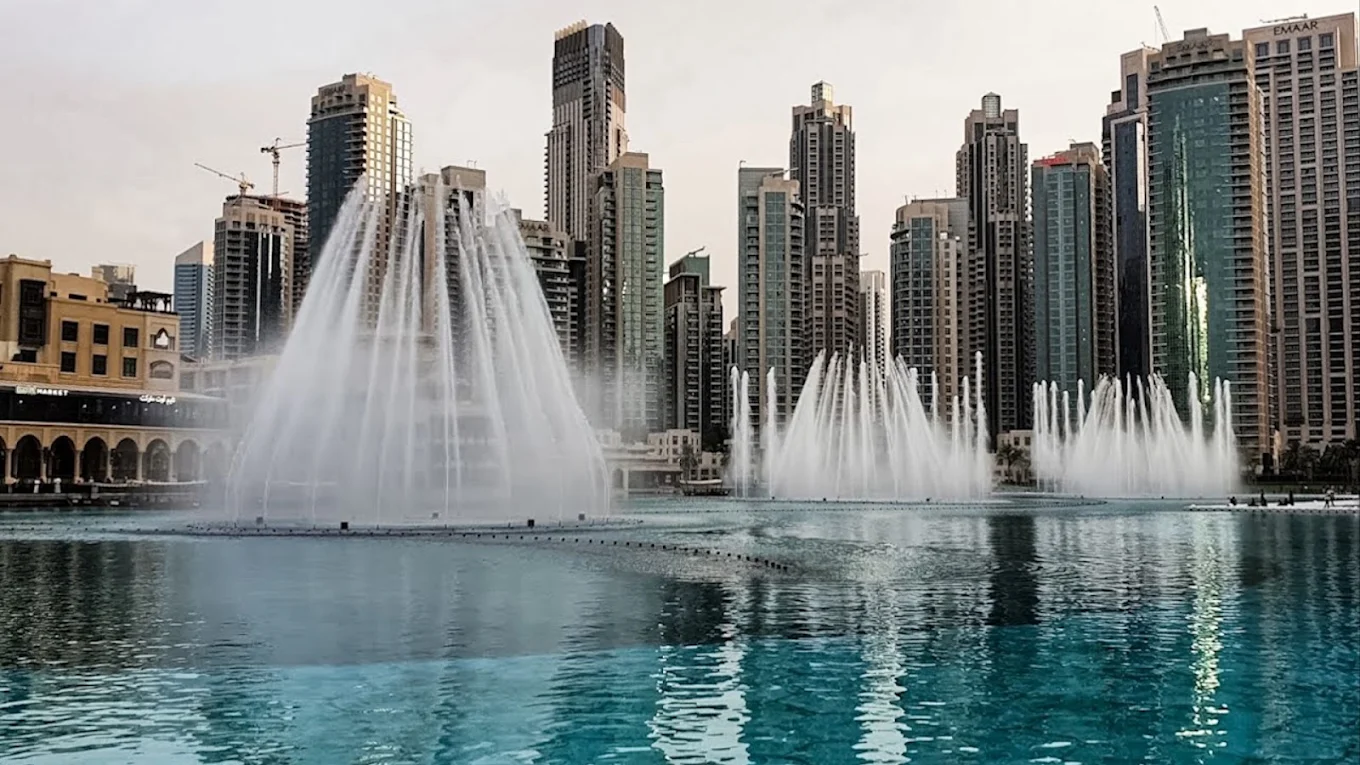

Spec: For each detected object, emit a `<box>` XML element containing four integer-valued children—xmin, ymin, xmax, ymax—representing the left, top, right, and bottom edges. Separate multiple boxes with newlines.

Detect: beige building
<box><xmin>890</xmin><ymin>198</ymin><xmax>968</xmax><ymax>411</ymax></box>
<box><xmin>0</xmin><ymin>256</ymin><xmax>229</xmax><ymax>485</ymax></box>
<box><xmin>1243</xmin><ymin>14</ymin><xmax>1360</xmax><ymax>448</ymax></box>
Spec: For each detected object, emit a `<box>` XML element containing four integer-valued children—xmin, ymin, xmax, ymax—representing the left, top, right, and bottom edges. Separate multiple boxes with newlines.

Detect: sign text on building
<box><xmin>15</xmin><ymin>385</ymin><xmax>68</xmax><ymax>397</ymax></box>
<box><xmin>1274</xmin><ymin>20</ymin><xmax>1319</xmax><ymax>36</ymax></box>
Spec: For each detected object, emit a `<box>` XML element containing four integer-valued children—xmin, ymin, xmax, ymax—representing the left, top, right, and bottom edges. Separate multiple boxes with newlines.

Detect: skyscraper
<box><xmin>518</xmin><ymin>211</ymin><xmax>585</xmax><ymax>370</ymax></box>
<box><xmin>957</xmin><ymin>93</ymin><xmax>1033</xmax><ymax>440</ymax></box>
<box><xmin>546</xmin><ymin>21</ymin><xmax>627</xmax><ymax>241</ymax></box>
<box><xmin>1147</xmin><ymin>28</ymin><xmax>1272</xmax><ymax>463</ymax></box>
<box><xmin>417</xmin><ymin>165</ymin><xmax>486</xmax><ymax>351</ymax></box>
<box><xmin>663</xmin><ymin>254</ymin><xmax>724</xmax><ymax>443</ymax></box>
<box><xmin>1103</xmin><ymin>47</ymin><xmax>1158</xmax><ymax>382</ymax></box>
<box><xmin>1031</xmin><ymin>142</ymin><xmax>1116</xmax><ymax>400</ymax></box>
<box><xmin>739</xmin><ymin>169</ymin><xmax>805</xmax><ymax>425</ymax></box>
<box><xmin>859</xmin><ymin>269</ymin><xmax>886</xmax><ymax>370</ymax></box>
<box><xmin>212</xmin><ymin>196</ymin><xmax>293</xmax><ymax>360</ymax></box>
<box><xmin>890</xmin><ymin>197</ymin><xmax>968</xmax><ymax>410</ymax></box>
<box><xmin>173</xmin><ymin>241</ymin><xmax>213</xmax><ymax>359</ymax></box>
<box><xmin>790</xmin><ymin>82</ymin><xmax>860</xmax><ymax>359</ymax></box>
<box><xmin>91</xmin><ymin>264</ymin><xmax>136</xmax><ymax>302</ymax></box>
<box><xmin>306</xmin><ymin>73</ymin><xmax>413</xmax><ymax>304</ymax></box>
<box><xmin>1244</xmin><ymin>13</ymin><xmax>1359</xmax><ymax>447</ymax></box>
<box><xmin>588</xmin><ymin>151</ymin><xmax>663</xmax><ymax>437</ymax></box>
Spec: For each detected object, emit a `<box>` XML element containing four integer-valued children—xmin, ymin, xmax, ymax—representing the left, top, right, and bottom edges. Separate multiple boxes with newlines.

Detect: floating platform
<box><xmin>1187</xmin><ymin>498</ymin><xmax>1359</xmax><ymax>515</ymax></box>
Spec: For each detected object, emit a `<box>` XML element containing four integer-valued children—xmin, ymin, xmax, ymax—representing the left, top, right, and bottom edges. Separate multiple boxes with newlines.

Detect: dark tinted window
<box><xmin>92</xmin><ymin>354</ymin><xmax>107</xmax><ymax>376</ymax></box>
<box><xmin>93</xmin><ymin>324</ymin><xmax>109</xmax><ymax>345</ymax></box>
<box><xmin>60</xmin><ymin>352</ymin><xmax>76</xmax><ymax>373</ymax></box>
<box><xmin>121</xmin><ymin>357</ymin><xmax>137</xmax><ymax>377</ymax></box>
<box><xmin>122</xmin><ymin>327</ymin><xmax>139</xmax><ymax>348</ymax></box>
<box><xmin>60</xmin><ymin>321</ymin><xmax>78</xmax><ymax>342</ymax></box>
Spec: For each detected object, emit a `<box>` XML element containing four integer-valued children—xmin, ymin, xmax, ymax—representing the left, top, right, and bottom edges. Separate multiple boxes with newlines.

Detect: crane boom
<box><xmin>260</xmin><ymin>138</ymin><xmax>305</xmax><ymax>197</ymax></box>
<box><xmin>1154</xmin><ymin>5</ymin><xmax>1170</xmax><ymax>44</ymax></box>
<box><xmin>195</xmin><ymin>163</ymin><xmax>254</xmax><ymax>196</ymax></box>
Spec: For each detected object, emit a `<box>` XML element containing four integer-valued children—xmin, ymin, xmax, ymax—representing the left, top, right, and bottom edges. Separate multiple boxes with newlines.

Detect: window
<box><xmin>92</xmin><ymin>354</ymin><xmax>107</xmax><ymax>376</ymax></box>
<box><xmin>60</xmin><ymin>351</ymin><xmax>76</xmax><ymax>373</ymax></box>
<box><xmin>123</xmin><ymin>327</ymin><xmax>139</xmax><ymax>348</ymax></box>
<box><xmin>13</xmin><ymin>349</ymin><xmax>36</xmax><ymax>363</ymax></box>
<box><xmin>122</xmin><ymin>357</ymin><xmax>137</xmax><ymax>377</ymax></box>
<box><xmin>148</xmin><ymin>360</ymin><xmax>174</xmax><ymax>380</ymax></box>
<box><xmin>1255</xmin><ymin>42</ymin><xmax>1269</xmax><ymax>58</ymax></box>
<box><xmin>93</xmin><ymin>324</ymin><xmax>109</xmax><ymax>345</ymax></box>
<box><xmin>1277</xmin><ymin>40</ymin><xmax>1290</xmax><ymax>55</ymax></box>
<box><xmin>1320</xmin><ymin>33</ymin><xmax>1334</xmax><ymax>49</ymax></box>
<box><xmin>60</xmin><ymin>320</ymin><xmax>78</xmax><ymax>342</ymax></box>
<box><xmin>1299</xmin><ymin>36</ymin><xmax>1312</xmax><ymax>52</ymax></box>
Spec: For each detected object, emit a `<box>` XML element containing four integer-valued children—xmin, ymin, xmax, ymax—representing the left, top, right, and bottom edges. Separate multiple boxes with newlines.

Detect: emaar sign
<box><xmin>1274</xmin><ymin>20</ymin><xmax>1319</xmax><ymax>36</ymax></box>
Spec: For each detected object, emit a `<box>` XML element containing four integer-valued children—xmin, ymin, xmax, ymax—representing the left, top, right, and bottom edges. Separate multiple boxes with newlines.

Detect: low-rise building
<box><xmin>0</xmin><ymin>255</ymin><xmax>229</xmax><ymax>485</ymax></box>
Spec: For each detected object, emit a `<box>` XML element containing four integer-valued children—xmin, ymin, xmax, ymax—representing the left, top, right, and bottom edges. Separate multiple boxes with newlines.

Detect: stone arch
<box><xmin>143</xmin><ymin>439</ymin><xmax>171</xmax><ymax>482</ymax></box>
<box><xmin>81</xmin><ymin>437</ymin><xmax>109</xmax><ymax>482</ymax></box>
<box><xmin>204</xmin><ymin>442</ymin><xmax>228</xmax><ymax>482</ymax></box>
<box><xmin>111</xmin><ymin>438</ymin><xmax>139</xmax><ymax>482</ymax></box>
<box><xmin>12</xmin><ymin>435</ymin><xmax>42</xmax><ymax>482</ymax></box>
<box><xmin>49</xmin><ymin>436</ymin><xmax>77</xmax><ymax>482</ymax></box>
<box><xmin>174</xmin><ymin>439</ymin><xmax>201</xmax><ymax>482</ymax></box>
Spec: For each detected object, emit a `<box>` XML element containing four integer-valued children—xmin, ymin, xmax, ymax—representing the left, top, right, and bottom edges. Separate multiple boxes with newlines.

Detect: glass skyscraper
<box><xmin>1147</xmin><ymin>28</ymin><xmax>1273</xmax><ymax>464</ymax></box>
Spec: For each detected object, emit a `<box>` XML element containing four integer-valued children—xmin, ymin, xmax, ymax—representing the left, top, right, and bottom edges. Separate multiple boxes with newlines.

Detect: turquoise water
<box><xmin>0</xmin><ymin>501</ymin><xmax>1356</xmax><ymax>763</ymax></box>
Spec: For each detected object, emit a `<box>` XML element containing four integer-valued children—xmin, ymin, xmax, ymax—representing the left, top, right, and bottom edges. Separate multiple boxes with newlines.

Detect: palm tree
<box><xmin>995</xmin><ymin>443</ymin><xmax>1021</xmax><ymax>483</ymax></box>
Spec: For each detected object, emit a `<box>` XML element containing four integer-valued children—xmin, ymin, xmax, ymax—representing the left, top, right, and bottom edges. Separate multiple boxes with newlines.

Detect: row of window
<box><xmin>59</xmin><ymin>320</ymin><xmax>141</xmax><ymax>348</ymax></box>
<box><xmin>57</xmin><ymin>351</ymin><xmax>155</xmax><ymax>378</ymax></box>
<box><xmin>1256</xmin><ymin>33</ymin><xmax>1336</xmax><ymax>59</ymax></box>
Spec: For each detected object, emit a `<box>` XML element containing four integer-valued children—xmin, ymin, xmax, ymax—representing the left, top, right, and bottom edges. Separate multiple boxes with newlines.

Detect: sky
<box><xmin>0</xmin><ymin>0</ymin><xmax>1345</xmax><ymax>320</ymax></box>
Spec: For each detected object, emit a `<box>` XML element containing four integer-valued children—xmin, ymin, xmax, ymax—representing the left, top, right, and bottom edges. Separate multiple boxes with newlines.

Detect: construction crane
<box><xmin>1154</xmin><ymin>5</ymin><xmax>1170</xmax><ymax>45</ymax></box>
<box><xmin>195</xmin><ymin>163</ymin><xmax>254</xmax><ymax>196</ymax></box>
<box><xmin>259</xmin><ymin>138</ymin><xmax>305</xmax><ymax>197</ymax></box>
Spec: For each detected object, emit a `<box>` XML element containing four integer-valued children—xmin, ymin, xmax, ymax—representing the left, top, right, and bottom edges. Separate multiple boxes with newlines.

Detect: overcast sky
<box><xmin>0</xmin><ymin>0</ymin><xmax>1345</xmax><ymax>318</ymax></box>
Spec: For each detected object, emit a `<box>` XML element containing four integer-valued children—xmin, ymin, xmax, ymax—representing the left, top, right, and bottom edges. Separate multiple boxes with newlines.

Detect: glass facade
<box><xmin>1108</xmin><ymin>119</ymin><xmax>1151</xmax><ymax>380</ymax></box>
<box><xmin>0</xmin><ymin>387</ymin><xmax>227</xmax><ymax>430</ymax></box>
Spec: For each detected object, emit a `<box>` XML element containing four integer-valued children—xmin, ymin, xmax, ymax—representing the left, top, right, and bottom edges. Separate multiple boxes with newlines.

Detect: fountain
<box><xmin>729</xmin><ymin>352</ymin><xmax>992</xmax><ymax>500</ymax></box>
<box><xmin>225</xmin><ymin>181</ymin><xmax>608</xmax><ymax>525</ymax></box>
<box><xmin>1030</xmin><ymin>375</ymin><xmax>1238</xmax><ymax>498</ymax></box>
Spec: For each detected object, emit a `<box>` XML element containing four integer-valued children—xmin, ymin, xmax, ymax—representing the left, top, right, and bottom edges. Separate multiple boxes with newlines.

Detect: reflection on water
<box><xmin>0</xmin><ymin>506</ymin><xmax>1357</xmax><ymax>764</ymax></box>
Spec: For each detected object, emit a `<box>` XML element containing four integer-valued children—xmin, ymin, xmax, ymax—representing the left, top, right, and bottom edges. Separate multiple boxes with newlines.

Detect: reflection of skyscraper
<box><xmin>1147</xmin><ymin>28</ymin><xmax>1272</xmax><ymax>463</ymax></box>
<box><xmin>985</xmin><ymin>513</ymin><xmax>1038</xmax><ymax>627</ymax></box>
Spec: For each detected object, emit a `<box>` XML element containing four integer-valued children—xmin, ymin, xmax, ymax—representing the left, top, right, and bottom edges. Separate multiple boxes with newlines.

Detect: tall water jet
<box><xmin>226</xmin><ymin>180</ymin><xmax>608</xmax><ymax>524</ymax></box>
<box><xmin>1031</xmin><ymin>374</ymin><xmax>1238</xmax><ymax>497</ymax></box>
<box><xmin>729</xmin><ymin>351</ymin><xmax>992</xmax><ymax>500</ymax></box>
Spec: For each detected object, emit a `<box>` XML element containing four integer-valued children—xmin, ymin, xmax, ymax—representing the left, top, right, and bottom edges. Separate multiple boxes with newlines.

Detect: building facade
<box><xmin>546</xmin><ymin>21</ymin><xmax>628</xmax><ymax>241</ymax></box>
<box><xmin>957</xmin><ymin>92</ymin><xmax>1033</xmax><ymax>441</ymax></box>
<box><xmin>1244</xmin><ymin>14</ymin><xmax>1360</xmax><ymax>447</ymax></box>
<box><xmin>790</xmin><ymin>82</ymin><xmax>860</xmax><ymax>359</ymax></box>
<box><xmin>518</xmin><ymin>211</ymin><xmax>585</xmax><ymax>369</ymax></box>
<box><xmin>1147</xmin><ymin>28</ymin><xmax>1273</xmax><ymax>463</ymax></box>
<box><xmin>1103</xmin><ymin>47</ymin><xmax>1158</xmax><ymax>382</ymax></box>
<box><xmin>173</xmin><ymin>241</ymin><xmax>213</xmax><ymax>359</ymax></box>
<box><xmin>859</xmin><ymin>269</ymin><xmax>886</xmax><ymax>371</ymax></box>
<box><xmin>212</xmin><ymin>196</ymin><xmax>293</xmax><ymax>361</ymax></box>
<box><xmin>306</xmin><ymin>73</ymin><xmax>413</xmax><ymax>307</ymax></box>
<box><xmin>890</xmin><ymin>197</ymin><xmax>968</xmax><ymax>410</ymax></box>
<box><xmin>0</xmin><ymin>256</ymin><xmax>228</xmax><ymax>484</ymax></box>
<box><xmin>588</xmin><ymin>152</ymin><xmax>664</xmax><ymax>437</ymax></box>
<box><xmin>738</xmin><ymin>169</ymin><xmax>805</xmax><ymax>425</ymax></box>
<box><xmin>663</xmin><ymin>255</ymin><xmax>724</xmax><ymax>445</ymax></box>
<box><xmin>1031</xmin><ymin>142</ymin><xmax>1116</xmax><ymax>400</ymax></box>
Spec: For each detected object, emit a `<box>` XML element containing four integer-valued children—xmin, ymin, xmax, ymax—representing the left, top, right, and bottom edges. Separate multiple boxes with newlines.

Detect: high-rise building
<box><xmin>722</xmin><ymin>316</ymin><xmax>738</xmax><ymax>431</ymax></box>
<box><xmin>1032</xmin><ymin>142</ymin><xmax>1116</xmax><ymax>400</ymax></box>
<box><xmin>588</xmin><ymin>152</ymin><xmax>663</xmax><ymax>437</ymax></box>
<box><xmin>1103</xmin><ymin>47</ymin><xmax>1158</xmax><ymax>382</ymax></box>
<box><xmin>518</xmin><ymin>211</ymin><xmax>585</xmax><ymax>369</ymax></box>
<box><xmin>417</xmin><ymin>166</ymin><xmax>486</xmax><ymax>355</ymax></box>
<box><xmin>663</xmin><ymin>254</ymin><xmax>724</xmax><ymax>443</ymax></box>
<box><xmin>957</xmin><ymin>92</ymin><xmax>1033</xmax><ymax>440</ymax></box>
<box><xmin>890</xmin><ymin>197</ymin><xmax>968</xmax><ymax>410</ymax></box>
<box><xmin>790</xmin><ymin>82</ymin><xmax>860</xmax><ymax>359</ymax></box>
<box><xmin>1244</xmin><ymin>14</ymin><xmax>1359</xmax><ymax>447</ymax></box>
<box><xmin>738</xmin><ymin>169</ymin><xmax>805</xmax><ymax>425</ymax></box>
<box><xmin>306</xmin><ymin>73</ymin><xmax>413</xmax><ymax>305</ymax></box>
<box><xmin>1147</xmin><ymin>28</ymin><xmax>1273</xmax><ymax>462</ymax></box>
<box><xmin>173</xmin><ymin>241</ymin><xmax>213</xmax><ymax>359</ymax></box>
<box><xmin>859</xmin><ymin>269</ymin><xmax>886</xmax><ymax>370</ymax></box>
<box><xmin>211</xmin><ymin>196</ymin><xmax>293</xmax><ymax>360</ymax></box>
<box><xmin>546</xmin><ymin>21</ymin><xmax>628</xmax><ymax>241</ymax></box>
<box><xmin>91</xmin><ymin>264</ymin><xmax>136</xmax><ymax>302</ymax></box>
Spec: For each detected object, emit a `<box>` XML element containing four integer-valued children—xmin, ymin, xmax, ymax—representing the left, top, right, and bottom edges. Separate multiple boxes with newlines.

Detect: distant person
<box><xmin>1288</xmin><ymin>491</ymin><xmax>1295</xmax><ymax>506</ymax></box>
<box><xmin>1229</xmin><ymin>496</ymin><xmax>1237</xmax><ymax>506</ymax></box>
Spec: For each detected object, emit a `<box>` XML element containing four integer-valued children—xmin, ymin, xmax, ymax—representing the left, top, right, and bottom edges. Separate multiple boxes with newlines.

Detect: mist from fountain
<box><xmin>1030</xmin><ymin>375</ymin><xmax>1238</xmax><ymax>498</ymax></box>
<box><xmin>225</xmin><ymin>182</ymin><xmax>608</xmax><ymax>524</ymax></box>
<box><xmin>728</xmin><ymin>351</ymin><xmax>992</xmax><ymax>500</ymax></box>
